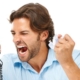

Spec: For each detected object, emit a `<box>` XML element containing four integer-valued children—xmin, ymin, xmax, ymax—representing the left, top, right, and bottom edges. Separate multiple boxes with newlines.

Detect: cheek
<box><xmin>22</xmin><ymin>35</ymin><xmax>34</xmax><ymax>41</ymax></box>
<box><xmin>21</xmin><ymin>36</ymin><xmax>31</xmax><ymax>43</ymax></box>
<box><xmin>21</xmin><ymin>35</ymin><xmax>39</xmax><ymax>45</ymax></box>
<box><xmin>22</xmin><ymin>37</ymin><xmax>36</xmax><ymax>46</ymax></box>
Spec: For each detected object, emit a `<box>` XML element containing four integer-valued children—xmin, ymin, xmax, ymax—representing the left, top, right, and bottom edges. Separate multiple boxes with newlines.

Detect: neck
<box><xmin>28</xmin><ymin>46</ymin><xmax>48</xmax><ymax>73</ymax></box>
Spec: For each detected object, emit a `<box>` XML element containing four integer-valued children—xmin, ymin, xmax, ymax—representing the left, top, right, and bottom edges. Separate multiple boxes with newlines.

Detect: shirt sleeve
<box><xmin>72</xmin><ymin>50</ymin><xmax>80</xmax><ymax>68</ymax></box>
<box><xmin>1</xmin><ymin>54</ymin><xmax>16</xmax><ymax>80</ymax></box>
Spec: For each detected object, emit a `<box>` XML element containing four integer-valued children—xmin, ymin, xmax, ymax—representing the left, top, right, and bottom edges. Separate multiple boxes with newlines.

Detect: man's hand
<box><xmin>54</xmin><ymin>34</ymin><xmax>80</xmax><ymax>80</ymax></box>
<box><xmin>54</xmin><ymin>34</ymin><xmax>75</xmax><ymax>65</ymax></box>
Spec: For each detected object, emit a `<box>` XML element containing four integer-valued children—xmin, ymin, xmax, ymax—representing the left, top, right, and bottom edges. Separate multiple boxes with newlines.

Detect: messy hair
<box><xmin>9</xmin><ymin>3</ymin><xmax>55</xmax><ymax>48</ymax></box>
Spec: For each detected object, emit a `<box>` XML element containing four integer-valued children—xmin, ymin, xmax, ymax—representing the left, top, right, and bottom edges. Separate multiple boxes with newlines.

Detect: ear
<box><xmin>40</xmin><ymin>30</ymin><xmax>49</xmax><ymax>41</ymax></box>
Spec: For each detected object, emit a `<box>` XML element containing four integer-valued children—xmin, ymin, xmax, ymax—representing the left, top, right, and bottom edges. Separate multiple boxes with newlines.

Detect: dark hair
<box><xmin>9</xmin><ymin>3</ymin><xmax>55</xmax><ymax>48</ymax></box>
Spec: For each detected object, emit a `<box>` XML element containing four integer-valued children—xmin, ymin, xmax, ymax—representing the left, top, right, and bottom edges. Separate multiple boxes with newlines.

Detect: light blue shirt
<box><xmin>1</xmin><ymin>49</ymin><xmax>80</xmax><ymax>80</ymax></box>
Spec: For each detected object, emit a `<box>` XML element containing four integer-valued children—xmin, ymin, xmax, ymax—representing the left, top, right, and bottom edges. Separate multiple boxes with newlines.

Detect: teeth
<box><xmin>17</xmin><ymin>46</ymin><xmax>27</xmax><ymax>53</ymax></box>
<box><xmin>17</xmin><ymin>46</ymin><xmax>25</xmax><ymax>48</ymax></box>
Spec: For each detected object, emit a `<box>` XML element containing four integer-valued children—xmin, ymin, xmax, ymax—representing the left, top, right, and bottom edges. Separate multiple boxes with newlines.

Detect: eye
<box><xmin>11</xmin><ymin>32</ymin><xmax>15</xmax><ymax>36</ymax></box>
<box><xmin>21</xmin><ymin>32</ymin><xmax>28</xmax><ymax>35</ymax></box>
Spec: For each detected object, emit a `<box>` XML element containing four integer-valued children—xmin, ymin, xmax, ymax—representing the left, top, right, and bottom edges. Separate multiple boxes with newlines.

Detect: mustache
<box><xmin>15</xmin><ymin>40</ymin><xmax>27</xmax><ymax>46</ymax></box>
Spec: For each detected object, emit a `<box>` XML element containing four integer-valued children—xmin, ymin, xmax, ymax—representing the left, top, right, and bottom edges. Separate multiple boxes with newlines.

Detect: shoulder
<box><xmin>1</xmin><ymin>53</ymin><xmax>21</xmax><ymax>71</ymax></box>
<box><xmin>1</xmin><ymin>53</ymin><xmax>17</xmax><ymax>69</ymax></box>
<box><xmin>1</xmin><ymin>53</ymin><xmax>19</xmax><ymax>65</ymax></box>
<box><xmin>1</xmin><ymin>53</ymin><xmax>17</xmax><ymax>61</ymax></box>
<box><xmin>1</xmin><ymin>54</ymin><xmax>20</xmax><ymax>80</ymax></box>
<box><xmin>1</xmin><ymin>53</ymin><xmax>22</xmax><ymax>66</ymax></box>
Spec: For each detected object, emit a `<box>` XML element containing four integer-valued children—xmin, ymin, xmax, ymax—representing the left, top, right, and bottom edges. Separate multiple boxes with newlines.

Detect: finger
<box><xmin>55</xmin><ymin>42</ymin><xmax>64</xmax><ymax>48</ymax></box>
<box><xmin>63</xmin><ymin>34</ymin><xmax>73</xmax><ymax>41</ymax></box>
<box><xmin>63</xmin><ymin>34</ymin><xmax>75</xmax><ymax>46</ymax></box>
<box><xmin>58</xmin><ymin>38</ymin><xmax>67</xmax><ymax>44</ymax></box>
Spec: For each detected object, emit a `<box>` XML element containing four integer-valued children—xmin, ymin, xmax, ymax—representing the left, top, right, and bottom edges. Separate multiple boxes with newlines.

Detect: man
<box><xmin>1</xmin><ymin>3</ymin><xmax>80</xmax><ymax>80</ymax></box>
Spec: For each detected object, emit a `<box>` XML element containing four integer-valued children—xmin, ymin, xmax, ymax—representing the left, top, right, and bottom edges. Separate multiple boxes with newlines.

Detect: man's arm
<box><xmin>61</xmin><ymin>58</ymin><xmax>80</xmax><ymax>80</ymax></box>
<box><xmin>54</xmin><ymin>34</ymin><xmax>80</xmax><ymax>80</ymax></box>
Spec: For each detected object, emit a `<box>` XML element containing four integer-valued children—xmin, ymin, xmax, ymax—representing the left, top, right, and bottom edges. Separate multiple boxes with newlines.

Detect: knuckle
<box><xmin>70</xmin><ymin>41</ymin><xmax>75</xmax><ymax>46</ymax></box>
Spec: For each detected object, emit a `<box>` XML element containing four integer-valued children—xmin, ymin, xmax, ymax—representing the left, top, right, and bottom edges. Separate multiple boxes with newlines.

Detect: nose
<box><xmin>13</xmin><ymin>34</ymin><xmax>21</xmax><ymax>45</ymax></box>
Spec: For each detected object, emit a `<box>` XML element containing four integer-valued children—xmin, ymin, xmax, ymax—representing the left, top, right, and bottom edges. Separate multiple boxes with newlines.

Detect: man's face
<box><xmin>11</xmin><ymin>18</ymin><xmax>41</xmax><ymax>62</ymax></box>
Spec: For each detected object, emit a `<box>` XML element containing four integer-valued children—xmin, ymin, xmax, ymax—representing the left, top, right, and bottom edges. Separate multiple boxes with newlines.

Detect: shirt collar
<box><xmin>48</xmin><ymin>48</ymin><xmax>57</xmax><ymax>61</ymax></box>
<box><xmin>13</xmin><ymin>54</ymin><xmax>22</xmax><ymax>65</ymax></box>
<box><xmin>41</xmin><ymin>48</ymin><xmax>57</xmax><ymax>69</ymax></box>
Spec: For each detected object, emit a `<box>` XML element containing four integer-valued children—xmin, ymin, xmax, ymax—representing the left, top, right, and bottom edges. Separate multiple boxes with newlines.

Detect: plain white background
<box><xmin>0</xmin><ymin>0</ymin><xmax>80</xmax><ymax>55</ymax></box>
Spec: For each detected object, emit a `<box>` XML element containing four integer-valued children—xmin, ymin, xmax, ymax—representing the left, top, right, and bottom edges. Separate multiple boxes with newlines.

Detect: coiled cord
<box><xmin>0</xmin><ymin>60</ymin><xmax>3</xmax><ymax>80</ymax></box>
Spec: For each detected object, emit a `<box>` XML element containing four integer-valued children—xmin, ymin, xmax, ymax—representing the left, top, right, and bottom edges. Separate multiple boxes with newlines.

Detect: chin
<box><xmin>19</xmin><ymin>56</ymin><xmax>30</xmax><ymax>62</ymax></box>
<box><xmin>20</xmin><ymin>58</ymin><xmax>28</xmax><ymax>62</ymax></box>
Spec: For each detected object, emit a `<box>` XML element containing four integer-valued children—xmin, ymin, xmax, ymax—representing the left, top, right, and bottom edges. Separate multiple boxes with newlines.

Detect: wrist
<box><xmin>60</xmin><ymin>58</ymin><xmax>74</xmax><ymax>68</ymax></box>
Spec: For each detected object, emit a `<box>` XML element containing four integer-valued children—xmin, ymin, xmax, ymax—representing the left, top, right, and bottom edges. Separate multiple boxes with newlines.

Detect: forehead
<box><xmin>11</xmin><ymin>18</ymin><xmax>31</xmax><ymax>30</ymax></box>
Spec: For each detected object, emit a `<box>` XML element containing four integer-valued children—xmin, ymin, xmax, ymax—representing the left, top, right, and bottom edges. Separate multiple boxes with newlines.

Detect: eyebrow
<box><xmin>20</xmin><ymin>30</ymin><xmax>30</xmax><ymax>33</ymax></box>
<box><xmin>11</xmin><ymin>30</ymin><xmax>30</xmax><ymax>33</ymax></box>
<box><xmin>11</xmin><ymin>30</ymin><xmax>14</xmax><ymax>33</ymax></box>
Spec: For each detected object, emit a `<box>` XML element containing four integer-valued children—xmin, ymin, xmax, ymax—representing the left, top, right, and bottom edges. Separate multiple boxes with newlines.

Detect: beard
<box><xmin>17</xmin><ymin>34</ymin><xmax>41</xmax><ymax>62</ymax></box>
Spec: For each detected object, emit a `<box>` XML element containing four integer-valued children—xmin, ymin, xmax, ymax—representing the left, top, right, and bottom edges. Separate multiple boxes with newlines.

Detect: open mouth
<box><xmin>17</xmin><ymin>46</ymin><xmax>27</xmax><ymax>54</ymax></box>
